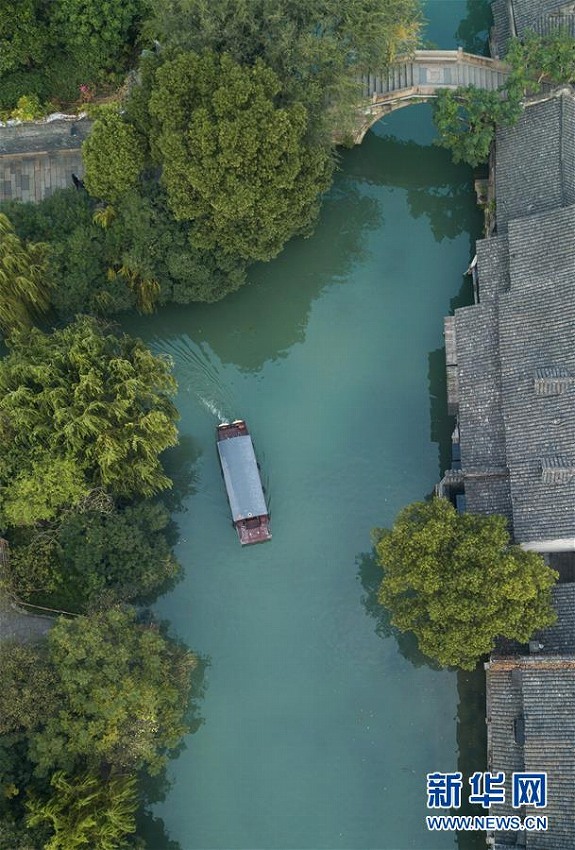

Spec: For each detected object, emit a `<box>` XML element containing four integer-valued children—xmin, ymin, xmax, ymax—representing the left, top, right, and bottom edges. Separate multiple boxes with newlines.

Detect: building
<box><xmin>438</xmin><ymin>88</ymin><xmax>575</xmax><ymax>571</ymax></box>
<box><xmin>491</xmin><ymin>0</ymin><xmax>575</xmax><ymax>59</ymax></box>
<box><xmin>438</xmin><ymin>6</ymin><xmax>575</xmax><ymax>846</ymax></box>
<box><xmin>486</xmin><ymin>585</ymin><xmax>575</xmax><ymax>849</ymax></box>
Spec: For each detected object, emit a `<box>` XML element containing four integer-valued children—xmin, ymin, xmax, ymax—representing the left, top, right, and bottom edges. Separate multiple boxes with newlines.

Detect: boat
<box><xmin>216</xmin><ymin>420</ymin><xmax>272</xmax><ymax>545</ymax></box>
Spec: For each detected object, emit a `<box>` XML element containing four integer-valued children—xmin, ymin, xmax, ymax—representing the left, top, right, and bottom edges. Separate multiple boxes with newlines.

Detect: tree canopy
<box><xmin>0</xmin><ymin>644</ymin><xmax>59</xmax><ymax>737</ymax></box>
<box><xmin>28</xmin><ymin>607</ymin><xmax>196</xmax><ymax>776</ymax></box>
<box><xmin>148</xmin><ymin>0</ymin><xmax>420</xmax><ymax>130</ymax></box>
<box><xmin>149</xmin><ymin>51</ymin><xmax>334</xmax><ymax>261</ymax></box>
<box><xmin>0</xmin><ymin>213</ymin><xmax>51</xmax><ymax>336</ymax></box>
<box><xmin>507</xmin><ymin>28</ymin><xmax>575</xmax><ymax>86</ymax></box>
<box><xmin>26</xmin><ymin>770</ymin><xmax>137</xmax><ymax>850</ymax></box>
<box><xmin>374</xmin><ymin>498</ymin><xmax>558</xmax><ymax>669</ymax></box>
<box><xmin>83</xmin><ymin>110</ymin><xmax>147</xmax><ymax>204</ymax></box>
<box><xmin>433</xmin><ymin>31</ymin><xmax>575</xmax><ymax>166</ymax></box>
<box><xmin>0</xmin><ymin>317</ymin><xmax>178</xmax><ymax>526</ymax></box>
<box><xmin>0</xmin><ymin>0</ymin><xmax>49</xmax><ymax>76</ymax></box>
<box><xmin>0</xmin><ymin>0</ymin><xmax>146</xmax><ymax>112</ymax></box>
<box><xmin>6</xmin><ymin>499</ymin><xmax>180</xmax><ymax>611</ymax></box>
<box><xmin>51</xmin><ymin>0</ymin><xmax>142</xmax><ymax>70</ymax></box>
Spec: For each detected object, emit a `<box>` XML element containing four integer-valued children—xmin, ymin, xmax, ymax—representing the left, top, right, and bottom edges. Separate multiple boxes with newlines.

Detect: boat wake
<box><xmin>158</xmin><ymin>336</ymin><xmax>237</xmax><ymax>422</ymax></box>
<box><xmin>198</xmin><ymin>395</ymin><xmax>227</xmax><ymax>423</ymax></box>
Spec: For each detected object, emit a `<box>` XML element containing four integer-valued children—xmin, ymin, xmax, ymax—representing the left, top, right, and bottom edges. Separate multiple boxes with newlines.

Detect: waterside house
<box><xmin>486</xmin><ymin>584</ymin><xmax>575</xmax><ymax>849</ymax></box>
<box><xmin>437</xmin><ymin>88</ymin><xmax>575</xmax><ymax>570</ymax></box>
<box><xmin>490</xmin><ymin>0</ymin><xmax>575</xmax><ymax>59</ymax></box>
<box><xmin>437</xmin><ymin>5</ymin><xmax>575</xmax><ymax>848</ymax></box>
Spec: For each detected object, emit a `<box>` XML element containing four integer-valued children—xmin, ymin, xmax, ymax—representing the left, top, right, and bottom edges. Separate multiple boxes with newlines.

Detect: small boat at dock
<box><xmin>216</xmin><ymin>420</ymin><xmax>271</xmax><ymax>545</ymax></box>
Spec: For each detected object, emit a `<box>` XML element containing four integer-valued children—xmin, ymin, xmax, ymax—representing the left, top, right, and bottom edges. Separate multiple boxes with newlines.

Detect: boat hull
<box><xmin>216</xmin><ymin>421</ymin><xmax>271</xmax><ymax>545</ymax></box>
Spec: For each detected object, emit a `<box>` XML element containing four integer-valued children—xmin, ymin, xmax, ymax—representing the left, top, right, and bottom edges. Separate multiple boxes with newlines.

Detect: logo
<box><xmin>425</xmin><ymin>771</ymin><xmax>548</xmax><ymax>833</ymax></box>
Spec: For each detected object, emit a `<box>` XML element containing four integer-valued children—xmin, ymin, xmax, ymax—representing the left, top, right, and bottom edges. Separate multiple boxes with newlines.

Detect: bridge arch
<box><xmin>353</xmin><ymin>48</ymin><xmax>510</xmax><ymax>143</ymax></box>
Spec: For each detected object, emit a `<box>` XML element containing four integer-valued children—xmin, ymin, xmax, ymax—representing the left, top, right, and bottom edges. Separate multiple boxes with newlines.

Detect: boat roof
<box><xmin>217</xmin><ymin>434</ymin><xmax>268</xmax><ymax>521</ymax></box>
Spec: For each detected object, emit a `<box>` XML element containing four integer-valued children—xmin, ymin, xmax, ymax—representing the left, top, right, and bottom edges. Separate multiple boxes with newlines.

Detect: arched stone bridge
<box><xmin>354</xmin><ymin>48</ymin><xmax>510</xmax><ymax>142</ymax></box>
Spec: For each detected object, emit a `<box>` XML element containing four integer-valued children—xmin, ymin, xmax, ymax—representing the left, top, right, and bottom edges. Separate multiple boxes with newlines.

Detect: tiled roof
<box><xmin>490</xmin><ymin>0</ymin><xmax>575</xmax><ymax>57</ymax></box>
<box><xmin>512</xmin><ymin>0</ymin><xmax>568</xmax><ymax>36</ymax></box>
<box><xmin>475</xmin><ymin>235</ymin><xmax>510</xmax><ymax>302</ymax></box>
<box><xmin>455</xmin><ymin>303</ymin><xmax>506</xmax><ymax>470</ymax></box>
<box><xmin>451</xmin><ymin>93</ymin><xmax>575</xmax><ymax>543</ymax></box>
<box><xmin>533</xmin><ymin>584</ymin><xmax>575</xmax><ymax>654</ymax></box>
<box><xmin>495</xmin><ymin>96</ymin><xmax>575</xmax><ymax>232</ymax></box>
<box><xmin>493</xmin><ymin>583</ymin><xmax>575</xmax><ymax>656</ymax></box>
<box><xmin>491</xmin><ymin>0</ymin><xmax>514</xmax><ymax>58</ymax></box>
<box><xmin>464</xmin><ymin>473</ymin><xmax>513</xmax><ymax>521</ymax></box>
<box><xmin>487</xmin><ymin>655</ymin><xmax>575</xmax><ymax>849</ymax></box>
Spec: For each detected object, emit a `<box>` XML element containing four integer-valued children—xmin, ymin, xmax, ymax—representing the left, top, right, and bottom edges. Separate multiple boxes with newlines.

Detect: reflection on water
<box><xmin>456</xmin><ymin>0</ymin><xmax>493</xmax><ymax>55</ymax></box>
<box><xmin>123</xmin><ymin>181</ymin><xmax>381</xmax><ymax>374</ymax></box>
<box><xmin>128</xmin><ymin>1</ymin><xmax>491</xmax><ymax>841</ymax></box>
<box><xmin>343</xmin><ymin>132</ymin><xmax>483</xmax><ymax>246</ymax></box>
<box><xmin>456</xmin><ymin>668</ymin><xmax>488</xmax><ymax>850</ymax></box>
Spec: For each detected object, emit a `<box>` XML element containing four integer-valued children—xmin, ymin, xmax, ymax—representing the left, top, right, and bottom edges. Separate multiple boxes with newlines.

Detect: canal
<box><xmin>128</xmin><ymin>3</ymin><xmax>489</xmax><ymax>848</ymax></box>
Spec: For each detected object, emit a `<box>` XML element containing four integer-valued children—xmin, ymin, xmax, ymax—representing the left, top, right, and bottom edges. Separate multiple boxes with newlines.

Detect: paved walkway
<box><xmin>0</xmin><ymin>118</ymin><xmax>91</xmax><ymax>204</ymax></box>
<box><xmin>0</xmin><ymin>592</ymin><xmax>54</xmax><ymax>643</ymax></box>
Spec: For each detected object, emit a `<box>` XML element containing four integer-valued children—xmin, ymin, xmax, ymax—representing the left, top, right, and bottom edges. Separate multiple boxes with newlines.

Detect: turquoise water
<box><xmin>125</xmin><ymin>3</ymin><xmax>489</xmax><ymax>847</ymax></box>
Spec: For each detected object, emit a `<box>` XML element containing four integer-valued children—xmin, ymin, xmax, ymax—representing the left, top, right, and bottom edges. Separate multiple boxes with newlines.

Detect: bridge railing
<box><xmin>391</xmin><ymin>48</ymin><xmax>509</xmax><ymax>73</ymax></box>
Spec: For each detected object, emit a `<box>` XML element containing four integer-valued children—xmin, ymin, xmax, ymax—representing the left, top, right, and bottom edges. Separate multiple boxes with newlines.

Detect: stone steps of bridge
<box><xmin>361</xmin><ymin>58</ymin><xmax>509</xmax><ymax>100</ymax></box>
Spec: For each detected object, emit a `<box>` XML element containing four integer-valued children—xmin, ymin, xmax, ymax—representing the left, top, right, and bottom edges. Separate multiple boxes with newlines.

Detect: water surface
<box><xmin>126</xmin><ymin>3</ymin><xmax>489</xmax><ymax>847</ymax></box>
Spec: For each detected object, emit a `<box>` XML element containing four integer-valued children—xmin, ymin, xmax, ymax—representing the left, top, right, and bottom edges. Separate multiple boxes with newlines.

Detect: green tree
<box><xmin>147</xmin><ymin>0</ymin><xmax>420</xmax><ymax>130</ymax></box>
<box><xmin>0</xmin><ymin>818</ymin><xmax>40</xmax><ymax>850</ymax></box>
<box><xmin>26</xmin><ymin>770</ymin><xmax>137</xmax><ymax>850</ymax></box>
<box><xmin>508</xmin><ymin>28</ymin><xmax>575</xmax><ymax>85</ymax></box>
<box><xmin>374</xmin><ymin>498</ymin><xmax>558</xmax><ymax>669</ymax></box>
<box><xmin>23</xmin><ymin>191</ymin><xmax>134</xmax><ymax>317</ymax></box>
<box><xmin>0</xmin><ymin>0</ymin><xmax>50</xmax><ymax>75</ymax></box>
<box><xmin>0</xmin><ymin>644</ymin><xmax>59</xmax><ymax>736</ymax></box>
<box><xmin>432</xmin><ymin>85</ymin><xmax>525</xmax><ymax>167</ymax></box>
<box><xmin>83</xmin><ymin>110</ymin><xmax>147</xmax><ymax>204</ymax></box>
<box><xmin>149</xmin><ymin>51</ymin><xmax>334</xmax><ymax>261</ymax></box>
<box><xmin>29</xmin><ymin>607</ymin><xmax>197</xmax><ymax>775</ymax></box>
<box><xmin>49</xmin><ymin>0</ymin><xmax>145</xmax><ymax>78</ymax></box>
<box><xmin>7</xmin><ymin>500</ymin><xmax>181</xmax><ymax>611</ymax></box>
<box><xmin>0</xmin><ymin>213</ymin><xmax>51</xmax><ymax>336</ymax></box>
<box><xmin>432</xmin><ymin>30</ymin><xmax>575</xmax><ymax>166</ymax></box>
<box><xmin>0</xmin><ymin>317</ymin><xmax>178</xmax><ymax>525</ymax></box>
<box><xmin>108</xmin><ymin>187</ymin><xmax>248</xmax><ymax>303</ymax></box>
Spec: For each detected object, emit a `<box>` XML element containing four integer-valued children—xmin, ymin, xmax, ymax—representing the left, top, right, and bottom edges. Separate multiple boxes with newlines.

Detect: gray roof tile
<box><xmin>487</xmin><ymin>655</ymin><xmax>575</xmax><ymax>849</ymax></box>
<box><xmin>449</xmin><ymin>94</ymin><xmax>575</xmax><ymax>542</ymax></box>
<box><xmin>495</xmin><ymin>96</ymin><xmax>575</xmax><ymax>232</ymax></box>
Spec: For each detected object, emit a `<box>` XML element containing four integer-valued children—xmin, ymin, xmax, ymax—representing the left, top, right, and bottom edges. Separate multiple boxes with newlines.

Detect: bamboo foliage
<box><xmin>26</xmin><ymin>770</ymin><xmax>138</xmax><ymax>850</ymax></box>
<box><xmin>0</xmin><ymin>213</ymin><xmax>51</xmax><ymax>336</ymax></box>
<box><xmin>0</xmin><ymin>317</ymin><xmax>178</xmax><ymax>525</ymax></box>
<box><xmin>118</xmin><ymin>260</ymin><xmax>161</xmax><ymax>314</ymax></box>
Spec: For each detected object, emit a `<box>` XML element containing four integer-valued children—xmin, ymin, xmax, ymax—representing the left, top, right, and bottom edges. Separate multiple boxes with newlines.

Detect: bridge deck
<box><xmin>354</xmin><ymin>48</ymin><xmax>513</xmax><ymax>143</ymax></box>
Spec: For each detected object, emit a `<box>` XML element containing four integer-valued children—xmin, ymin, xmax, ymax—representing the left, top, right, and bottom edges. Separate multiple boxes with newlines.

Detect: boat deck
<box><xmin>217</xmin><ymin>420</ymin><xmax>271</xmax><ymax>546</ymax></box>
<box><xmin>238</xmin><ymin>520</ymin><xmax>272</xmax><ymax>545</ymax></box>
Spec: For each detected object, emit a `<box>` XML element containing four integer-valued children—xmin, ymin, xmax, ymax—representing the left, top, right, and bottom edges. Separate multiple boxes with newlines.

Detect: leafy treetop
<box><xmin>375</xmin><ymin>498</ymin><xmax>558</xmax><ymax>669</ymax></box>
<box><xmin>6</xmin><ymin>499</ymin><xmax>180</xmax><ymax>612</ymax></box>
<box><xmin>147</xmin><ymin>0</ymin><xmax>421</xmax><ymax>132</ymax></box>
<box><xmin>26</xmin><ymin>769</ymin><xmax>138</xmax><ymax>850</ymax></box>
<box><xmin>28</xmin><ymin>607</ymin><xmax>197</xmax><ymax>776</ymax></box>
<box><xmin>0</xmin><ymin>316</ymin><xmax>178</xmax><ymax>526</ymax></box>
<box><xmin>149</xmin><ymin>51</ymin><xmax>334</xmax><ymax>261</ymax></box>
<box><xmin>0</xmin><ymin>213</ymin><xmax>51</xmax><ymax>336</ymax></box>
<box><xmin>82</xmin><ymin>109</ymin><xmax>147</xmax><ymax>204</ymax></box>
<box><xmin>433</xmin><ymin>30</ymin><xmax>575</xmax><ymax>166</ymax></box>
